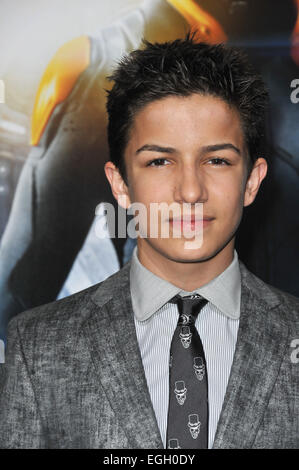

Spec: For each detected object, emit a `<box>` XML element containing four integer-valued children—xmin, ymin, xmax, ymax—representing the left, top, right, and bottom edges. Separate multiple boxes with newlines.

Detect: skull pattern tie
<box><xmin>166</xmin><ymin>294</ymin><xmax>209</xmax><ymax>449</ymax></box>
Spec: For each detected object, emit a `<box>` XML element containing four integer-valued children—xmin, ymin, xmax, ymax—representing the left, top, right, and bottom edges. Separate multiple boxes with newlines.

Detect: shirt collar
<box><xmin>130</xmin><ymin>246</ymin><xmax>241</xmax><ymax>322</ymax></box>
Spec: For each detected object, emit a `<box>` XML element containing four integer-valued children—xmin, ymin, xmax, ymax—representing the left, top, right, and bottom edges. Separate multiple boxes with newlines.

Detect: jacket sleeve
<box><xmin>0</xmin><ymin>318</ymin><xmax>46</xmax><ymax>448</ymax></box>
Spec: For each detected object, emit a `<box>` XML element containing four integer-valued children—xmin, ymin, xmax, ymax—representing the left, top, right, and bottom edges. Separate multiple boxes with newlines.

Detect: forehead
<box><xmin>126</xmin><ymin>93</ymin><xmax>246</xmax><ymax>155</ymax></box>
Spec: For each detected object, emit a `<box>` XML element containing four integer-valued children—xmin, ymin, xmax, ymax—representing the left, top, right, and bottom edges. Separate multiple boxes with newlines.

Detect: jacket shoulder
<box><xmin>239</xmin><ymin>259</ymin><xmax>299</xmax><ymax>324</ymax></box>
<box><xmin>7</xmin><ymin>261</ymin><xmax>131</xmax><ymax>337</ymax></box>
<box><xmin>266</xmin><ymin>283</ymin><xmax>299</xmax><ymax>321</ymax></box>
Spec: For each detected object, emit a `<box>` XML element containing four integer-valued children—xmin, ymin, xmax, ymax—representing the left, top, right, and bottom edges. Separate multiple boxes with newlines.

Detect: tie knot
<box><xmin>174</xmin><ymin>294</ymin><xmax>208</xmax><ymax>325</ymax></box>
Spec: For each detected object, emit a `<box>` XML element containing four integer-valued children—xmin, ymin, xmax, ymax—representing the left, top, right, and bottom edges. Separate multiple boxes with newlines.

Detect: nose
<box><xmin>174</xmin><ymin>163</ymin><xmax>208</xmax><ymax>204</ymax></box>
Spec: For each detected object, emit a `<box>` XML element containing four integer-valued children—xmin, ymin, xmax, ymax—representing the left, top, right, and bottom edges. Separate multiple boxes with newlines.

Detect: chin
<box><xmin>143</xmin><ymin>235</ymin><xmax>233</xmax><ymax>264</ymax></box>
<box><xmin>170</xmin><ymin>252</ymin><xmax>212</xmax><ymax>264</ymax></box>
<box><xmin>159</xmin><ymin>242</ymin><xmax>215</xmax><ymax>264</ymax></box>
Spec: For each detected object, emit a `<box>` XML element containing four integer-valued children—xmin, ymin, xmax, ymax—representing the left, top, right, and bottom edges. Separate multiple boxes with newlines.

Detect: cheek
<box><xmin>214</xmin><ymin>178</ymin><xmax>245</xmax><ymax>216</ymax></box>
<box><xmin>130</xmin><ymin>175</ymin><xmax>171</xmax><ymax>205</ymax></box>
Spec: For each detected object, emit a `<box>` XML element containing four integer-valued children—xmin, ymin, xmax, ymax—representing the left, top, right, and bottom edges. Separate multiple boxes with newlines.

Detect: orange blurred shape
<box><xmin>167</xmin><ymin>0</ymin><xmax>227</xmax><ymax>44</ymax></box>
<box><xmin>291</xmin><ymin>0</ymin><xmax>299</xmax><ymax>65</ymax></box>
<box><xmin>31</xmin><ymin>35</ymin><xmax>90</xmax><ymax>146</ymax></box>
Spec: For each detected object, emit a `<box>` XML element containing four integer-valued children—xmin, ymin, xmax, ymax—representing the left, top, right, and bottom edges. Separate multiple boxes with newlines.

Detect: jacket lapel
<box><xmin>213</xmin><ymin>261</ymin><xmax>290</xmax><ymax>448</ymax></box>
<box><xmin>83</xmin><ymin>262</ymin><xmax>163</xmax><ymax>449</ymax></box>
<box><xmin>83</xmin><ymin>258</ymin><xmax>290</xmax><ymax>449</ymax></box>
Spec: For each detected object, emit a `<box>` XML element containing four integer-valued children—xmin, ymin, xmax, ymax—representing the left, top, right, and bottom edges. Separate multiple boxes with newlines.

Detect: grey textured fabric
<box><xmin>0</xmin><ymin>259</ymin><xmax>298</xmax><ymax>449</ymax></box>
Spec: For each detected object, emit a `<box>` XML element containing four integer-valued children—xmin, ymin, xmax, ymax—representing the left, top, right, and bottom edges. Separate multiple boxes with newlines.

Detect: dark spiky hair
<box><xmin>106</xmin><ymin>34</ymin><xmax>269</xmax><ymax>181</ymax></box>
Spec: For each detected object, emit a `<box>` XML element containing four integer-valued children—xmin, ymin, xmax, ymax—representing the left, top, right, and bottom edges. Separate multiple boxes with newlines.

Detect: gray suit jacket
<box><xmin>0</xmin><ymin>260</ymin><xmax>298</xmax><ymax>448</ymax></box>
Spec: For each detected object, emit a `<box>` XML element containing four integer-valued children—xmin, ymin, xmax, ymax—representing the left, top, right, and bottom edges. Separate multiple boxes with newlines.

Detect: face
<box><xmin>105</xmin><ymin>93</ymin><xmax>267</xmax><ymax>266</ymax></box>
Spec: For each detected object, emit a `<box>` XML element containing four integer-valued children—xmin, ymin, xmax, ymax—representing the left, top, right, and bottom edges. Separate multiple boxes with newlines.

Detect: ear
<box><xmin>104</xmin><ymin>161</ymin><xmax>131</xmax><ymax>209</ymax></box>
<box><xmin>243</xmin><ymin>157</ymin><xmax>268</xmax><ymax>207</ymax></box>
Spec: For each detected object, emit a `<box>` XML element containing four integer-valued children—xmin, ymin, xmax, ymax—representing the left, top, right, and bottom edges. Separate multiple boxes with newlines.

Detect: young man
<box><xmin>0</xmin><ymin>37</ymin><xmax>298</xmax><ymax>449</ymax></box>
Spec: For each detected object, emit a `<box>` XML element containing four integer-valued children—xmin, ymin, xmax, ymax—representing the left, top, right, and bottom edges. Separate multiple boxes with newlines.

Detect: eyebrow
<box><xmin>135</xmin><ymin>144</ymin><xmax>175</xmax><ymax>155</ymax></box>
<box><xmin>201</xmin><ymin>143</ymin><xmax>241</xmax><ymax>156</ymax></box>
<box><xmin>135</xmin><ymin>142</ymin><xmax>241</xmax><ymax>156</ymax></box>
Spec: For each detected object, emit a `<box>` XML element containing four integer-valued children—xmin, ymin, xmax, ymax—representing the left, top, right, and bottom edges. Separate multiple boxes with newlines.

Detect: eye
<box><xmin>208</xmin><ymin>158</ymin><xmax>231</xmax><ymax>166</ymax></box>
<box><xmin>146</xmin><ymin>158</ymin><xmax>170</xmax><ymax>167</ymax></box>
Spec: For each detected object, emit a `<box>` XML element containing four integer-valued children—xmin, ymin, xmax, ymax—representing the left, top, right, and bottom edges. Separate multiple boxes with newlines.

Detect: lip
<box><xmin>169</xmin><ymin>216</ymin><xmax>215</xmax><ymax>222</ymax></box>
<box><xmin>169</xmin><ymin>217</ymin><xmax>214</xmax><ymax>231</ymax></box>
<box><xmin>170</xmin><ymin>217</ymin><xmax>214</xmax><ymax>222</ymax></box>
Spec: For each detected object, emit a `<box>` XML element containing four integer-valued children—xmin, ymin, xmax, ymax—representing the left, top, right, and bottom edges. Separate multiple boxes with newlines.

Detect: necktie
<box><xmin>166</xmin><ymin>294</ymin><xmax>209</xmax><ymax>449</ymax></box>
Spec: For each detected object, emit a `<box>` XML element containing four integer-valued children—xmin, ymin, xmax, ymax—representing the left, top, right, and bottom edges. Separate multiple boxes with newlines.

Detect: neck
<box><xmin>137</xmin><ymin>239</ymin><xmax>235</xmax><ymax>291</ymax></box>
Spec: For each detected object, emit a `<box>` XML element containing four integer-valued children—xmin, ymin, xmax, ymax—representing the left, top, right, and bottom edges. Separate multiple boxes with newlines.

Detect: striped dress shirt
<box><xmin>130</xmin><ymin>247</ymin><xmax>241</xmax><ymax>449</ymax></box>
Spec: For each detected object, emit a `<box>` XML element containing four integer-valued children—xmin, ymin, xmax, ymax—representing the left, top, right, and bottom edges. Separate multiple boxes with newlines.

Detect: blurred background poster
<box><xmin>0</xmin><ymin>0</ymin><xmax>299</xmax><ymax>342</ymax></box>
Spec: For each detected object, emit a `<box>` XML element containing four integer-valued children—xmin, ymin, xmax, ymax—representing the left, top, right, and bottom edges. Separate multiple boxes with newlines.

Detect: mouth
<box><xmin>168</xmin><ymin>216</ymin><xmax>215</xmax><ymax>231</ymax></box>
